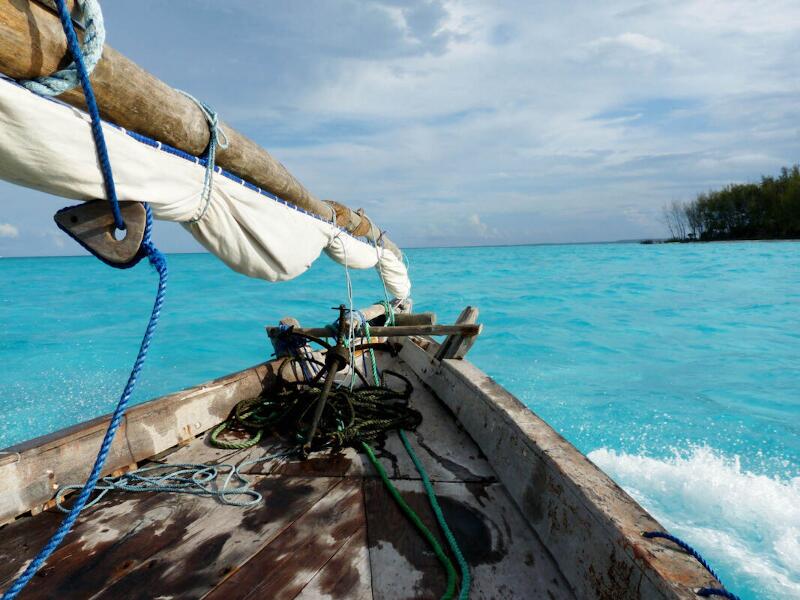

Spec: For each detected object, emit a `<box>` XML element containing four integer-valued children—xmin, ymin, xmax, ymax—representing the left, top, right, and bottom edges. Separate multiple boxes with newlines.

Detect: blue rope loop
<box><xmin>25</xmin><ymin>0</ymin><xmax>125</xmax><ymax>232</ymax></box>
<box><xmin>642</xmin><ymin>532</ymin><xmax>741</xmax><ymax>600</ymax></box>
<box><xmin>273</xmin><ymin>322</ymin><xmax>314</xmax><ymax>381</ymax></box>
<box><xmin>1</xmin><ymin>1</ymin><xmax>169</xmax><ymax>598</ymax></box>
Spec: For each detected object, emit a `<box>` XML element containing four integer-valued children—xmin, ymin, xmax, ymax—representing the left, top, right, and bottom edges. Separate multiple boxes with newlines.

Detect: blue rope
<box><xmin>643</xmin><ymin>532</ymin><xmax>741</xmax><ymax>600</ymax></box>
<box><xmin>24</xmin><ymin>0</ymin><xmax>124</xmax><ymax>231</ymax></box>
<box><xmin>274</xmin><ymin>322</ymin><xmax>314</xmax><ymax>381</ymax></box>
<box><xmin>1</xmin><ymin>210</ymin><xmax>166</xmax><ymax>600</ymax></box>
<box><xmin>176</xmin><ymin>91</ymin><xmax>228</xmax><ymax>223</ymax></box>
<box><xmin>21</xmin><ymin>0</ymin><xmax>105</xmax><ymax>98</ymax></box>
<box><xmin>1</xmin><ymin>1</ymin><xmax>169</xmax><ymax>597</ymax></box>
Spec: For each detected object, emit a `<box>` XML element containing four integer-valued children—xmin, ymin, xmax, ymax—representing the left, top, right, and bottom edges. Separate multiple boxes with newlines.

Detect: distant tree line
<box><xmin>662</xmin><ymin>165</ymin><xmax>800</xmax><ymax>241</ymax></box>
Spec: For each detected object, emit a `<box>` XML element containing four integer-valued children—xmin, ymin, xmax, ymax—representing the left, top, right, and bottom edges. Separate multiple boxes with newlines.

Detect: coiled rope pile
<box><xmin>210</xmin><ymin>355</ymin><xmax>422</xmax><ymax>451</ymax></box>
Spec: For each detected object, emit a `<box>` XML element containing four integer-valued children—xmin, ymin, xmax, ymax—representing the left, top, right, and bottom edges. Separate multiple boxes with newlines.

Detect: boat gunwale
<box><xmin>397</xmin><ymin>339</ymin><xmax>721</xmax><ymax>600</ymax></box>
<box><xmin>0</xmin><ymin>361</ymin><xmax>272</xmax><ymax>525</ymax></box>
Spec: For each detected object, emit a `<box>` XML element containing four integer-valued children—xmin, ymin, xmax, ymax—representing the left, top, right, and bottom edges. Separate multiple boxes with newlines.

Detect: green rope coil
<box><xmin>209</xmin><ymin>356</ymin><xmax>421</xmax><ymax>452</ymax></box>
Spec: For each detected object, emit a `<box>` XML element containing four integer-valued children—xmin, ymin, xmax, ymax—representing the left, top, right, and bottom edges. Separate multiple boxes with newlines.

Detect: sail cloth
<box><xmin>0</xmin><ymin>76</ymin><xmax>411</xmax><ymax>299</ymax></box>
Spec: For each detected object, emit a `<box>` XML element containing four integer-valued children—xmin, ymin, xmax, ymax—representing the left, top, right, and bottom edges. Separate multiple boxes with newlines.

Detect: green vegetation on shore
<box><xmin>662</xmin><ymin>165</ymin><xmax>800</xmax><ymax>241</ymax></box>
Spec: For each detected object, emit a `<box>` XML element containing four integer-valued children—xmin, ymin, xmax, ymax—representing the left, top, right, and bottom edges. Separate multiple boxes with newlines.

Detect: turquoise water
<box><xmin>1</xmin><ymin>242</ymin><xmax>798</xmax><ymax>599</ymax></box>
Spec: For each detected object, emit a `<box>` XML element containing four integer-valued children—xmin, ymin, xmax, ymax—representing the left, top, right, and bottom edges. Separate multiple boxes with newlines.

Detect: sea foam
<box><xmin>588</xmin><ymin>446</ymin><xmax>800</xmax><ymax>600</ymax></box>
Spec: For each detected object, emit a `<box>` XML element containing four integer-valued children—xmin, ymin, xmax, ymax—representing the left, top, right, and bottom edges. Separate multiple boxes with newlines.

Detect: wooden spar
<box><xmin>0</xmin><ymin>0</ymin><xmax>402</xmax><ymax>259</ymax></box>
<box><xmin>268</xmin><ymin>323</ymin><xmax>482</xmax><ymax>339</ymax></box>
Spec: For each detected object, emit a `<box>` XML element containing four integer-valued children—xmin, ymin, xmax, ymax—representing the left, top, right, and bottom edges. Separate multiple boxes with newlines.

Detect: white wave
<box><xmin>588</xmin><ymin>446</ymin><xmax>800</xmax><ymax>600</ymax></box>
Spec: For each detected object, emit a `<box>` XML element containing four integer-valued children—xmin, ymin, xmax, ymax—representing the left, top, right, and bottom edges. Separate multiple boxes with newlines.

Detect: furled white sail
<box><xmin>0</xmin><ymin>76</ymin><xmax>411</xmax><ymax>299</ymax></box>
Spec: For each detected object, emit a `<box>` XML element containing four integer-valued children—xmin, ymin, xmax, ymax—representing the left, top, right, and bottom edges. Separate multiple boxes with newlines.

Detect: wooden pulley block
<box><xmin>54</xmin><ymin>200</ymin><xmax>147</xmax><ymax>267</ymax></box>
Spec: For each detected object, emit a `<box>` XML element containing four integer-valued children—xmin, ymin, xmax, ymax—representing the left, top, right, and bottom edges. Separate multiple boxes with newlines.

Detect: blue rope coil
<box><xmin>1</xmin><ymin>1</ymin><xmax>169</xmax><ymax>598</ymax></box>
<box><xmin>643</xmin><ymin>532</ymin><xmax>741</xmax><ymax>600</ymax></box>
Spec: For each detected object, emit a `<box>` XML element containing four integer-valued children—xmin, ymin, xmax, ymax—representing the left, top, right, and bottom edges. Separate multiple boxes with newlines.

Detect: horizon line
<box><xmin>0</xmin><ymin>237</ymin><xmax>660</xmax><ymax>259</ymax></box>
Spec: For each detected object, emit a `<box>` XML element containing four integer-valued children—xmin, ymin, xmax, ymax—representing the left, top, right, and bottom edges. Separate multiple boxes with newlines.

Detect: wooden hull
<box><xmin>0</xmin><ymin>337</ymin><xmax>717</xmax><ymax>599</ymax></box>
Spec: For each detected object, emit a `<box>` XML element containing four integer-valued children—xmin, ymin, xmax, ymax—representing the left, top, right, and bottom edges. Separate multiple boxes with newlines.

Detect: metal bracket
<box><xmin>54</xmin><ymin>200</ymin><xmax>147</xmax><ymax>266</ymax></box>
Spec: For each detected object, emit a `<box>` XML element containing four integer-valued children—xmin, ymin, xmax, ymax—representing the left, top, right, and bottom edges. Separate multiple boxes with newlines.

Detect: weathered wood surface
<box><xmin>399</xmin><ymin>339</ymin><xmax>721</xmax><ymax>600</ymax></box>
<box><xmin>53</xmin><ymin>200</ymin><xmax>146</xmax><ymax>263</ymax></box>
<box><xmin>436</xmin><ymin>306</ymin><xmax>480</xmax><ymax>360</ymax></box>
<box><xmin>0</xmin><ymin>340</ymin><xmax>721</xmax><ymax>599</ymax></box>
<box><xmin>0</xmin><ymin>361</ymin><xmax>272</xmax><ymax>525</ymax></box>
<box><xmin>364</xmin><ymin>479</ymin><xmax>573</xmax><ymax>600</ymax></box>
<box><xmin>293</xmin><ymin>526</ymin><xmax>372</xmax><ymax>600</ymax></box>
<box><xmin>392</xmin><ymin>312</ymin><xmax>436</xmax><ymax>327</ymax></box>
<box><xmin>0</xmin><ymin>0</ymin><xmax>401</xmax><ymax>258</ymax></box>
<box><xmin>205</xmin><ymin>478</ymin><xmax>366</xmax><ymax>600</ymax></box>
<box><xmin>0</xmin><ymin>476</ymin><xmax>343</xmax><ymax>599</ymax></box>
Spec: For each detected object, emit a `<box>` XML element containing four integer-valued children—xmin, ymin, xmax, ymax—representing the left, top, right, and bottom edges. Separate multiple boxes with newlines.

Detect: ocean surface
<box><xmin>1</xmin><ymin>242</ymin><xmax>798</xmax><ymax>599</ymax></box>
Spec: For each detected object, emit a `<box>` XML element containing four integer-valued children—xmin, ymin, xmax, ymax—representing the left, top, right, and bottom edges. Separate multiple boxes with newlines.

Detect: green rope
<box><xmin>400</xmin><ymin>430</ymin><xmax>471</xmax><ymax>599</ymax></box>
<box><xmin>379</xmin><ymin>299</ymin><xmax>396</xmax><ymax>325</ymax></box>
<box><xmin>209</xmin><ymin>420</ymin><xmax>263</xmax><ymax>449</ymax></box>
<box><xmin>209</xmin><ymin>357</ymin><xmax>421</xmax><ymax>451</ymax></box>
<box><xmin>361</xmin><ymin>441</ymin><xmax>457</xmax><ymax>600</ymax></box>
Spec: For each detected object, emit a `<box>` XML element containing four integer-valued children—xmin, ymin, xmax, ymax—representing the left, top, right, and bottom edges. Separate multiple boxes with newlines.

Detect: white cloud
<box><xmin>586</xmin><ymin>32</ymin><xmax>675</xmax><ymax>56</ymax></box>
<box><xmin>468</xmin><ymin>214</ymin><xmax>498</xmax><ymax>239</ymax></box>
<box><xmin>0</xmin><ymin>223</ymin><xmax>18</xmax><ymax>238</ymax></box>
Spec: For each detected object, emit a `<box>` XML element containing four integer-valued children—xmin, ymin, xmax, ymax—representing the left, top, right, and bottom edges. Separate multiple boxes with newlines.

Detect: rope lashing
<box><xmin>1</xmin><ymin>2</ymin><xmax>168</xmax><ymax>598</ymax></box>
<box><xmin>177</xmin><ymin>91</ymin><xmax>229</xmax><ymax>223</ymax></box>
<box><xmin>642</xmin><ymin>532</ymin><xmax>741</xmax><ymax>600</ymax></box>
<box><xmin>272</xmin><ymin>321</ymin><xmax>314</xmax><ymax>381</ymax></box>
<box><xmin>21</xmin><ymin>0</ymin><xmax>105</xmax><ymax>98</ymax></box>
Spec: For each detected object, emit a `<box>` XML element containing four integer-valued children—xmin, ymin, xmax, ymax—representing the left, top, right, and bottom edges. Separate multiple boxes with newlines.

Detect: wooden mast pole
<box><xmin>0</xmin><ymin>0</ymin><xmax>403</xmax><ymax>259</ymax></box>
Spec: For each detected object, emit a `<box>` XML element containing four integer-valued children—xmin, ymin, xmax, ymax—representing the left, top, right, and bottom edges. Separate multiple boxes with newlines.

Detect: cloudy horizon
<box><xmin>2</xmin><ymin>0</ymin><xmax>799</xmax><ymax>256</ymax></box>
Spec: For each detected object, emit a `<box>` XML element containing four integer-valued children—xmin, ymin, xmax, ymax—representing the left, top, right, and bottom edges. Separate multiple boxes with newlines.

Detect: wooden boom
<box><xmin>267</xmin><ymin>323</ymin><xmax>482</xmax><ymax>339</ymax></box>
<box><xmin>0</xmin><ymin>0</ymin><xmax>402</xmax><ymax>259</ymax></box>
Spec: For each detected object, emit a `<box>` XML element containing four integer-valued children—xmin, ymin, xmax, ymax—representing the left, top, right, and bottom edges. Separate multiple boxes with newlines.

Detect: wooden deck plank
<box><xmin>364</xmin><ymin>479</ymin><xmax>574</xmax><ymax>600</ymax></box>
<box><xmin>204</xmin><ymin>478</ymin><xmax>367</xmax><ymax>600</ymax></box>
<box><xmin>293</xmin><ymin>526</ymin><xmax>372</xmax><ymax>600</ymax></box>
<box><xmin>0</xmin><ymin>475</ymin><xmax>341</xmax><ymax>599</ymax></box>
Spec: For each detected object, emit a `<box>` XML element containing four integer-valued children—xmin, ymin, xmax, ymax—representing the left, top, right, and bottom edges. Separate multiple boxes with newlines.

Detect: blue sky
<box><xmin>1</xmin><ymin>0</ymin><xmax>799</xmax><ymax>255</ymax></box>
